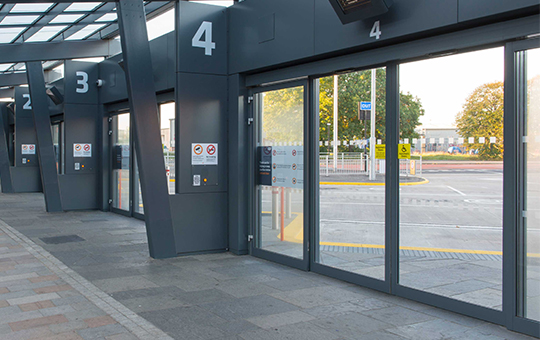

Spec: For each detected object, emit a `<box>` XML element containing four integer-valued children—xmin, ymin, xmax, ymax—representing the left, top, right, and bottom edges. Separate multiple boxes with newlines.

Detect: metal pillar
<box><xmin>369</xmin><ymin>69</ymin><xmax>377</xmax><ymax>180</ymax></box>
<box><xmin>0</xmin><ymin>104</ymin><xmax>14</xmax><ymax>193</ymax></box>
<box><xmin>333</xmin><ymin>75</ymin><xmax>338</xmax><ymax>170</ymax></box>
<box><xmin>25</xmin><ymin>62</ymin><xmax>63</xmax><ymax>212</ymax></box>
<box><xmin>116</xmin><ymin>0</ymin><xmax>176</xmax><ymax>259</ymax></box>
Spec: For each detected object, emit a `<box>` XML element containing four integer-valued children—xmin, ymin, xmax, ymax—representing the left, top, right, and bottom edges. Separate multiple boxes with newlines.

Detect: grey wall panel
<box><xmin>0</xmin><ymin>105</ymin><xmax>13</xmax><ymax>193</ymax></box>
<box><xmin>64</xmin><ymin>61</ymin><xmax>99</xmax><ymax>105</ymax></box>
<box><xmin>314</xmin><ymin>0</ymin><xmax>458</xmax><ymax>56</ymax></box>
<box><xmin>64</xmin><ymin>104</ymin><xmax>98</xmax><ymax>175</ymax></box>
<box><xmin>98</xmin><ymin>33</ymin><xmax>176</xmax><ymax>105</ymax></box>
<box><xmin>177</xmin><ymin>72</ymin><xmax>228</xmax><ymax>194</ymax></box>
<box><xmin>98</xmin><ymin>56</ymin><xmax>128</xmax><ymax>105</ymax></box>
<box><xmin>59</xmin><ymin>174</ymin><xmax>98</xmax><ymax>210</ymax></box>
<box><xmin>228</xmin><ymin>0</ymin><xmax>315</xmax><ymax>74</ymax></box>
<box><xmin>11</xmin><ymin>167</ymin><xmax>41</xmax><ymax>192</ymax></box>
<box><xmin>151</xmin><ymin>35</ymin><xmax>170</xmax><ymax>91</ymax></box>
<box><xmin>178</xmin><ymin>1</ymin><xmax>228</xmax><ymax>75</ymax></box>
<box><xmin>459</xmin><ymin>0</ymin><xmax>539</xmax><ymax>22</ymax></box>
<box><xmin>170</xmin><ymin>193</ymin><xmax>228</xmax><ymax>254</ymax></box>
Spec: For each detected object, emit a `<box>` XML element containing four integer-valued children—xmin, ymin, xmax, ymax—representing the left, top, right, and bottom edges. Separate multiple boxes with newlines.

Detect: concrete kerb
<box><xmin>0</xmin><ymin>218</ymin><xmax>173</xmax><ymax>340</ymax></box>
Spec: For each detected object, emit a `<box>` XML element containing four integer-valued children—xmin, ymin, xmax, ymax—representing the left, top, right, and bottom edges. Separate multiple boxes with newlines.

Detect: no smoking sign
<box><xmin>74</xmin><ymin>143</ymin><xmax>92</xmax><ymax>157</ymax></box>
<box><xmin>191</xmin><ymin>143</ymin><xmax>218</xmax><ymax>165</ymax></box>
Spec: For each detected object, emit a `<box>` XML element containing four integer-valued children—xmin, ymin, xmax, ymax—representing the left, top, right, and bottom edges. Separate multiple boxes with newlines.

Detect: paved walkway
<box><xmin>0</xmin><ymin>192</ymin><xmax>536</xmax><ymax>340</ymax></box>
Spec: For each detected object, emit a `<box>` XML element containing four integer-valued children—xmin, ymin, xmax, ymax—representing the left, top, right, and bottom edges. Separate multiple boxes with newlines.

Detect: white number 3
<box><xmin>370</xmin><ymin>20</ymin><xmax>382</xmax><ymax>40</ymax></box>
<box><xmin>76</xmin><ymin>71</ymin><xmax>89</xmax><ymax>94</ymax></box>
<box><xmin>192</xmin><ymin>21</ymin><xmax>216</xmax><ymax>56</ymax></box>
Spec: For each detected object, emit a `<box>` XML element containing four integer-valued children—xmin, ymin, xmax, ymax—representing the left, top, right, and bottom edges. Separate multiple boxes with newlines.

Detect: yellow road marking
<box><xmin>270</xmin><ymin>216</ymin><xmax>540</xmax><ymax>257</ymax></box>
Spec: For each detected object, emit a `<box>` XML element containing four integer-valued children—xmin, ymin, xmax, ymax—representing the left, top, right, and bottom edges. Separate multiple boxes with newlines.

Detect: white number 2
<box><xmin>22</xmin><ymin>94</ymin><xmax>32</xmax><ymax>110</ymax></box>
<box><xmin>370</xmin><ymin>20</ymin><xmax>382</xmax><ymax>40</ymax></box>
<box><xmin>192</xmin><ymin>21</ymin><xmax>215</xmax><ymax>56</ymax></box>
<box><xmin>76</xmin><ymin>71</ymin><xmax>89</xmax><ymax>94</ymax></box>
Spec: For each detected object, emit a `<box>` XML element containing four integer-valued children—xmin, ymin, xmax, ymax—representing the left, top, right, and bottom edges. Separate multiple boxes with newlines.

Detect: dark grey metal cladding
<box><xmin>26</xmin><ymin>61</ymin><xmax>63</xmax><ymax>212</ymax></box>
<box><xmin>171</xmin><ymin>193</ymin><xmax>228</xmax><ymax>254</ymax></box>
<box><xmin>10</xmin><ymin>167</ymin><xmax>42</xmax><ymax>193</ymax></box>
<box><xmin>229</xmin><ymin>0</ymin><xmax>315</xmax><ymax>74</ymax></box>
<box><xmin>64</xmin><ymin>104</ymin><xmax>98</xmax><ymax>175</ymax></box>
<box><xmin>98</xmin><ymin>33</ymin><xmax>175</xmax><ymax>104</ymax></box>
<box><xmin>117</xmin><ymin>0</ymin><xmax>176</xmax><ymax>259</ymax></box>
<box><xmin>64</xmin><ymin>61</ymin><xmax>99</xmax><ymax>105</ymax></box>
<box><xmin>176</xmin><ymin>72</ymin><xmax>228</xmax><ymax>194</ymax></box>
<box><xmin>314</xmin><ymin>0</ymin><xmax>458</xmax><ymax>56</ymax></box>
<box><xmin>458</xmin><ymin>0</ymin><xmax>540</xmax><ymax>22</ymax></box>
<box><xmin>228</xmin><ymin>74</ymin><xmax>249</xmax><ymax>255</ymax></box>
<box><xmin>229</xmin><ymin>0</ymin><xmax>538</xmax><ymax>74</ymax></box>
<box><xmin>59</xmin><ymin>174</ymin><xmax>98</xmax><ymax>210</ymax></box>
<box><xmin>14</xmin><ymin>87</ymin><xmax>39</xmax><ymax>169</ymax></box>
<box><xmin>177</xmin><ymin>1</ymin><xmax>228</xmax><ymax>75</ymax></box>
<box><xmin>0</xmin><ymin>104</ymin><xmax>14</xmax><ymax>193</ymax></box>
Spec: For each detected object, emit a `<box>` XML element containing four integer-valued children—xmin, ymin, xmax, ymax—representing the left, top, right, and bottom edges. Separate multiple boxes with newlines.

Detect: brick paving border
<box><xmin>0</xmin><ymin>219</ymin><xmax>173</xmax><ymax>340</ymax></box>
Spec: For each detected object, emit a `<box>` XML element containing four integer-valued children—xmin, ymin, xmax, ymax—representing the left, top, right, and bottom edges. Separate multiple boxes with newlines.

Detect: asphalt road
<box><xmin>261</xmin><ymin>168</ymin><xmax>539</xmax><ymax>253</ymax></box>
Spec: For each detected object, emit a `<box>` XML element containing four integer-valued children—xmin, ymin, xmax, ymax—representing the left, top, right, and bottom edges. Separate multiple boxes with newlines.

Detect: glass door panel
<box><xmin>112</xmin><ymin>113</ymin><xmax>131</xmax><ymax>212</ymax></box>
<box><xmin>133</xmin><ymin>150</ymin><xmax>144</xmax><ymax>215</ymax></box>
<box><xmin>521</xmin><ymin>47</ymin><xmax>540</xmax><ymax>322</ymax></box>
<box><xmin>315</xmin><ymin>68</ymin><xmax>386</xmax><ymax>281</ymax></box>
<box><xmin>255</xmin><ymin>85</ymin><xmax>305</xmax><ymax>260</ymax></box>
<box><xmin>398</xmin><ymin>47</ymin><xmax>504</xmax><ymax>309</ymax></box>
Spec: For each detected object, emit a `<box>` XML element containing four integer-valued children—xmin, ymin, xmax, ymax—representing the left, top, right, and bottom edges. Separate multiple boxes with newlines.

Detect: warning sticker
<box><xmin>191</xmin><ymin>143</ymin><xmax>218</xmax><ymax>165</ymax></box>
<box><xmin>375</xmin><ymin>144</ymin><xmax>386</xmax><ymax>159</ymax></box>
<box><xmin>21</xmin><ymin>144</ymin><xmax>36</xmax><ymax>155</ymax></box>
<box><xmin>398</xmin><ymin>143</ymin><xmax>411</xmax><ymax>159</ymax></box>
<box><xmin>74</xmin><ymin>143</ymin><xmax>92</xmax><ymax>157</ymax></box>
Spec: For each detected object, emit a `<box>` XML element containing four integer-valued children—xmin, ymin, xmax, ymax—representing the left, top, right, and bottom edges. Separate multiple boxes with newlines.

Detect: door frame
<box><xmin>248</xmin><ymin>79</ymin><xmax>310</xmax><ymax>271</ymax></box>
<box><xmin>504</xmin><ymin>37</ymin><xmax>540</xmax><ymax>338</ymax></box>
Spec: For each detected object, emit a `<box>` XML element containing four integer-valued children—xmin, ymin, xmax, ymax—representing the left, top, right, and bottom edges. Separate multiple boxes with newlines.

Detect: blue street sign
<box><xmin>360</xmin><ymin>102</ymin><xmax>371</xmax><ymax>110</ymax></box>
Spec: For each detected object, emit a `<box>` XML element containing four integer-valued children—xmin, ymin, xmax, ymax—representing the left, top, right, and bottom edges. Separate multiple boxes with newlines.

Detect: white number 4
<box><xmin>192</xmin><ymin>21</ymin><xmax>216</xmax><ymax>56</ymax></box>
<box><xmin>370</xmin><ymin>20</ymin><xmax>382</xmax><ymax>40</ymax></box>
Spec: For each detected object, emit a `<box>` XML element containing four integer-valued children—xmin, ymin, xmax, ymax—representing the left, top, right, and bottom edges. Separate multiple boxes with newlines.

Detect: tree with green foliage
<box><xmin>261</xmin><ymin>86</ymin><xmax>304</xmax><ymax>143</ymax></box>
<box><xmin>455</xmin><ymin>82</ymin><xmax>504</xmax><ymax>160</ymax></box>
<box><xmin>319</xmin><ymin>68</ymin><xmax>424</xmax><ymax>152</ymax></box>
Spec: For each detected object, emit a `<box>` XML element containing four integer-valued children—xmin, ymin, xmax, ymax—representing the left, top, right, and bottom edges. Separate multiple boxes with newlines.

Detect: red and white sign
<box><xmin>191</xmin><ymin>143</ymin><xmax>218</xmax><ymax>165</ymax></box>
<box><xmin>74</xmin><ymin>143</ymin><xmax>92</xmax><ymax>157</ymax></box>
<box><xmin>21</xmin><ymin>144</ymin><xmax>36</xmax><ymax>155</ymax></box>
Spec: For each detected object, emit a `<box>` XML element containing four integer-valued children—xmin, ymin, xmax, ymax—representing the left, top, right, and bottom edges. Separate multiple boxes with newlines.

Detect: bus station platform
<box><xmin>0</xmin><ymin>192</ymin><xmax>534</xmax><ymax>340</ymax></box>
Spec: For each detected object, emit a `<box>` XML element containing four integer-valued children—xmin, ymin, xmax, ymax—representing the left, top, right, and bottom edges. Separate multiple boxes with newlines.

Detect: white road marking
<box><xmin>447</xmin><ymin>185</ymin><xmax>466</xmax><ymax>196</ymax></box>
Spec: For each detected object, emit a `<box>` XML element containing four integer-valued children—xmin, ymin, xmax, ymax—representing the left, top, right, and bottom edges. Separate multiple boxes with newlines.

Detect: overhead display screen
<box><xmin>338</xmin><ymin>0</ymin><xmax>372</xmax><ymax>13</ymax></box>
<box><xmin>329</xmin><ymin>0</ymin><xmax>393</xmax><ymax>24</ymax></box>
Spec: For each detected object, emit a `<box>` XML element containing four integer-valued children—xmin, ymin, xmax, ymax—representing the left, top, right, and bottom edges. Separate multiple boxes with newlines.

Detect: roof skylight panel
<box><xmin>65</xmin><ymin>24</ymin><xmax>105</xmax><ymax>41</ymax></box>
<box><xmin>64</xmin><ymin>3</ymin><xmax>103</xmax><ymax>12</ymax></box>
<box><xmin>49</xmin><ymin>14</ymin><xmax>84</xmax><ymax>24</ymax></box>
<box><xmin>95</xmin><ymin>13</ymin><xmax>117</xmax><ymax>22</ymax></box>
<box><xmin>10</xmin><ymin>3</ymin><xmax>54</xmax><ymax>13</ymax></box>
<box><xmin>0</xmin><ymin>64</ymin><xmax>14</xmax><ymax>72</ymax></box>
<box><xmin>0</xmin><ymin>15</ymin><xmax>39</xmax><ymax>25</ymax></box>
<box><xmin>0</xmin><ymin>27</ymin><xmax>25</xmax><ymax>43</ymax></box>
<box><xmin>26</xmin><ymin>25</ymin><xmax>67</xmax><ymax>42</ymax></box>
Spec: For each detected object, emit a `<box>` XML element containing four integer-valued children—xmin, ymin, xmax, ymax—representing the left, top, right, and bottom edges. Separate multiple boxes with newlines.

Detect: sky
<box><xmin>399</xmin><ymin>47</ymin><xmax>505</xmax><ymax>129</ymax></box>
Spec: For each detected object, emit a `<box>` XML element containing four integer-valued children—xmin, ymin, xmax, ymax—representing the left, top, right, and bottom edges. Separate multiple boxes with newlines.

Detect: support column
<box><xmin>116</xmin><ymin>0</ymin><xmax>176</xmax><ymax>259</ymax></box>
<box><xmin>26</xmin><ymin>62</ymin><xmax>62</xmax><ymax>212</ymax></box>
<box><xmin>0</xmin><ymin>104</ymin><xmax>14</xmax><ymax>193</ymax></box>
